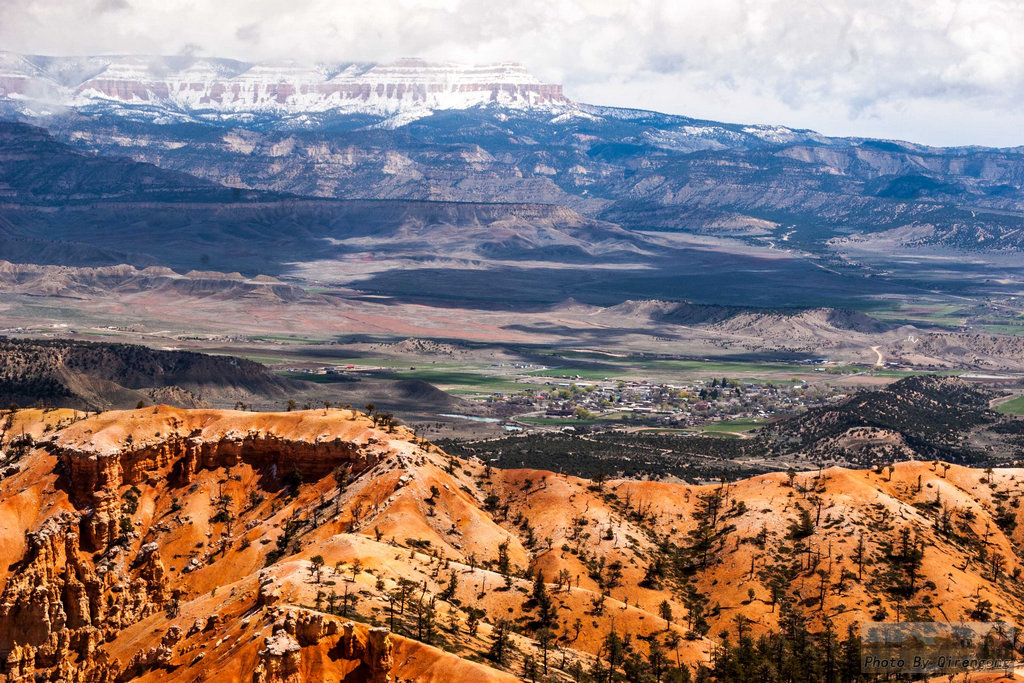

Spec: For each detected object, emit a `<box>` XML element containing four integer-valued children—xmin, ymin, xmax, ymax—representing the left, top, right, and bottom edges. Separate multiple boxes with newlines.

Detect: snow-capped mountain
<box><xmin>0</xmin><ymin>52</ymin><xmax>571</xmax><ymax>125</ymax></box>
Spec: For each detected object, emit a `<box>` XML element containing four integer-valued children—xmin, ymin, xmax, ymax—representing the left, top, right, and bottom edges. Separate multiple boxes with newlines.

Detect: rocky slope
<box><xmin>0</xmin><ymin>120</ymin><xmax>256</xmax><ymax>205</ymax></box>
<box><xmin>756</xmin><ymin>375</ymin><xmax>1024</xmax><ymax>467</ymax></box>
<box><xmin>0</xmin><ymin>261</ymin><xmax>307</xmax><ymax>300</ymax></box>
<box><xmin>17</xmin><ymin>80</ymin><xmax>1024</xmax><ymax>258</ymax></box>
<box><xmin>615</xmin><ymin>300</ymin><xmax>897</xmax><ymax>354</ymax></box>
<box><xmin>0</xmin><ymin>405</ymin><xmax>1023</xmax><ymax>681</ymax></box>
<box><xmin>0</xmin><ymin>337</ymin><xmax>298</xmax><ymax>410</ymax></box>
<box><xmin>0</xmin><ymin>407</ymin><xmax>515</xmax><ymax>682</ymax></box>
<box><xmin>0</xmin><ymin>122</ymin><xmax>656</xmax><ymax>276</ymax></box>
<box><xmin>886</xmin><ymin>332</ymin><xmax>1024</xmax><ymax>371</ymax></box>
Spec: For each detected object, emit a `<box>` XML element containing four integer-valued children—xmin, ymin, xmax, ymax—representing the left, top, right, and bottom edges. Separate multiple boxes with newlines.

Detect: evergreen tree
<box><xmin>530</xmin><ymin>570</ymin><xmax>556</xmax><ymax>629</ymax></box>
<box><xmin>487</xmin><ymin>619</ymin><xmax>513</xmax><ymax>665</ymax></box>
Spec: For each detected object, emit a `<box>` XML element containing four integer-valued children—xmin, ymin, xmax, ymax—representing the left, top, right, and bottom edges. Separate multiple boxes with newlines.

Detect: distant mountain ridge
<box><xmin>3</xmin><ymin>51</ymin><xmax>1024</xmax><ymax>305</ymax></box>
<box><xmin>0</xmin><ymin>52</ymin><xmax>570</xmax><ymax>126</ymax></box>
<box><xmin>7</xmin><ymin>52</ymin><xmax>1022</xmax><ymax>261</ymax></box>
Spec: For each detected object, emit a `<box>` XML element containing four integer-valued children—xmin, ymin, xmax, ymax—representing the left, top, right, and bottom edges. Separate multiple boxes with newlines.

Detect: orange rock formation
<box><xmin>0</xmin><ymin>406</ymin><xmax>1021</xmax><ymax>681</ymax></box>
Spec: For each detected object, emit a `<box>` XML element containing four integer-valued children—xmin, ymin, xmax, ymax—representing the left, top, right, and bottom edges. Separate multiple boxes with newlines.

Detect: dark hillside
<box><xmin>757</xmin><ymin>375</ymin><xmax>1005</xmax><ymax>464</ymax></box>
<box><xmin>0</xmin><ymin>337</ymin><xmax>297</xmax><ymax>410</ymax></box>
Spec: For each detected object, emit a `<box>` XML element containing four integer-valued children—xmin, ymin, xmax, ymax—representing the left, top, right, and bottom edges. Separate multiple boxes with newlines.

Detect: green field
<box><xmin>698</xmin><ymin>431</ymin><xmax>743</xmax><ymax>439</ymax></box>
<box><xmin>525</xmin><ymin>367</ymin><xmax>626</xmax><ymax>381</ymax></box>
<box><xmin>316</xmin><ymin>357</ymin><xmax>444</xmax><ymax>369</ymax></box>
<box><xmin>699</xmin><ymin>417</ymin><xmax>765</xmax><ymax>435</ymax></box>
<box><xmin>871</xmin><ymin>369</ymin><xmax>960</xmax><ymax>378</ymax></box>
<box><xmin>249</xmin><ymin>334</ymin><xmax>326</xmax><ymax>344</ymax></box>
<box><xmin>997</xmin><ymin>395</ymin><xmax>1024</xmax><ymax>415</ymax></box>
<box><xmin>634</xmin><ymin>428</ymin><xmax>692</xmax><ymax>434</ymax></box>
<box><xmin>526</xmin><ymin>357</ymin><xmax>819</xmax><ymax>383</ymax></box>
<box><xmin>864</xmin><ymin>301</ymin><xmax>1024</xmax><ymax>336</ymax></box>
<box><xmin>277</xmin><ymin>349</ymin><xmax>901</xmax><ymax>404</ymax></box>
<box><xmin>517</xmin><ymin>416</ymin><xmax>602</xmax><ymax>426</ymax></box>
<box><xmin>980</xmin><ymin>323</ymin><xmax>1024</xmax><ymax>337</ymax></box>
<box><xmin>277</xmin><ymin>371</ymin><xmax>358</xmax><ymax>384</ymax></box>
<box><xmin>365</xmin><ymin>368</ymin><xmax>539</xmax><ymax>394</ymax></box>
<box><xmin>863</xmin><ymin>302</ymin><xmax>967</xmax><ymax>329</ymax></box>
<box><xmin>643</xmin><ymin>359</ymin><xmax>807</xmax><ymax>374</ymax></box>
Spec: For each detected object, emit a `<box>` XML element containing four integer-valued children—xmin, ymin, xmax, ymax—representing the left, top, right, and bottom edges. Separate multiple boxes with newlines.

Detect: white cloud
<box><xmin>2</xmin><ymin>0</ymin><xmax>1024</xmax><ymax>146</ymax></box>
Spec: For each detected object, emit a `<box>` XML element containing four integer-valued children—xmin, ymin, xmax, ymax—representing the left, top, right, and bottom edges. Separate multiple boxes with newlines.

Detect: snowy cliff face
<box><xmin>0</xmin><ymin>52</ymin><xmax>572</xmax><ymax>124</ymax></box>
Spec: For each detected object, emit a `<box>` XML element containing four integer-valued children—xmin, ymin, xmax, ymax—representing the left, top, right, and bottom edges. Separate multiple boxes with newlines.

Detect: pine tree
<box><xmin>487</xmin><ymin>619</ymin><xmax>513</xmax><ymax>665</ymax></box>
<box><xmin>530</xmin><ymin>570</ymin><xmax>556</xmax><ymax>629</ymax></box>
<box><xmin>659</xmin><ymin>599</ymin><xmax>674</xmax><ymax>628</ymax></box>
<box><xmin>441</xmin><ymin>571</ymin><xmax>458</xmax><ymax>602</ymax></box>
<box><xmin>496</xmin><ymin>539</ymin><xmax>511</xmax><ymax>576</ymax></box>
<box><xmin>684</xmin><ymin>487</ymin><xmax>726</xmax><ymax>569</ymax></box>
<box><xmin>536</xmin><ymin>628</ymin><xmax>554</xmax><ymax>675</ymax></box>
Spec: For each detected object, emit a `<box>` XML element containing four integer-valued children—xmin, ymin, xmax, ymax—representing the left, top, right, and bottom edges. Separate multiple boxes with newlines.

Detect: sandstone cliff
<box><xmin>1</xmin><ymin>405</ymin><xmax>1022</xmax><ymax>681</ymax></box>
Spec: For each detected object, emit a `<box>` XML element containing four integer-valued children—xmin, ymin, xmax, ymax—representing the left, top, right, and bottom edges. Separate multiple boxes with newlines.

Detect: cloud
<box><xmin>177</xmin><ymin>42</ymin><xmax>202</xmax><ymax>57</ymax></box>
<box><xmin>95</xmin><ymin>0</ymin><xmax>129</xmax><ymax>12</ymax></box>
<box><xmin>235</xmin><ymin>23</ymin><xmax>261</xmax><ymax>44</ymax></box>
<box><xmin>1</xmin><ymin>0</ymin><xmax>1023</xmax><ymax>146</ymax></box>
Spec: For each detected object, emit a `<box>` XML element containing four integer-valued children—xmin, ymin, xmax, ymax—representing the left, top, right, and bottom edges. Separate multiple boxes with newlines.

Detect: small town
<box><xmin>486</xmin><ymin>376</ymin><xmax>850</xmax><ymax>433</ymax></box>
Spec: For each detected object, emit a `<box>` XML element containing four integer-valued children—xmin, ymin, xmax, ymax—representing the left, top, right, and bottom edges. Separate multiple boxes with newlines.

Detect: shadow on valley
<box><xmin>353</xmin><ymin>258</ymin><xmax>922</xmax><ymax>309</ymax></box>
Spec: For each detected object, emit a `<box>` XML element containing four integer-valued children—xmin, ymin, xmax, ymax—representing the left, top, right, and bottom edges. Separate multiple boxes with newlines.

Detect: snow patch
<box><xmin>0</xmin><ymin>51</ymin><xmax>575</xmax><ymax>127</ymax></box>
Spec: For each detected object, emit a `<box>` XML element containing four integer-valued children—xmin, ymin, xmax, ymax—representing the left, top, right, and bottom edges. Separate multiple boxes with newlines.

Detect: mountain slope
<box><xmin>6</xmin><ymin>51</ymin><xmax>1024</xmax><ymax>263</ymax></box>
<box><xmin>0</xmin><ymin>122</ymin><xmax>657</xmax><ymax>276</ymax></box>
<box><xmin>0</xmin><ymin>337</ymin><xmax>297</xmax><ymax>410</ymax></box>
<box><xmin>0</xmin><ymin>120</ymin><xmax>264</xmax><ymax>204</ymax></box>
<box><xmin>34</xmin><ymin>102</ymin><xmax>1024</xmax><ymax>258</ymax></box>
<box><xmin>1</xmin><ymin>406</ymin><xmax>1023</xmax><ymax>681</ymax></box>
<box><xmin>757</xmin><ymin>375</ymin><xmax>1014</xmax><ymax>466</ymax></box>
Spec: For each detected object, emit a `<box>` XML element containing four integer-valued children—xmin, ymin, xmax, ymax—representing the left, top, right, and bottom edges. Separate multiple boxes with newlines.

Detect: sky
<box><xmin>2</xmin><ymin>0</ymin><xmax>1023</xmax><ymax>147</ymax></box>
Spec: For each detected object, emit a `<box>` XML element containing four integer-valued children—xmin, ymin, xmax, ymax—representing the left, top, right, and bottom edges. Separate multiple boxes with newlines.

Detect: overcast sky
<box><xmin>2</xmin><ymin>0</ymin><xmax>1023</xmax><ymax>147</ymax></box>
